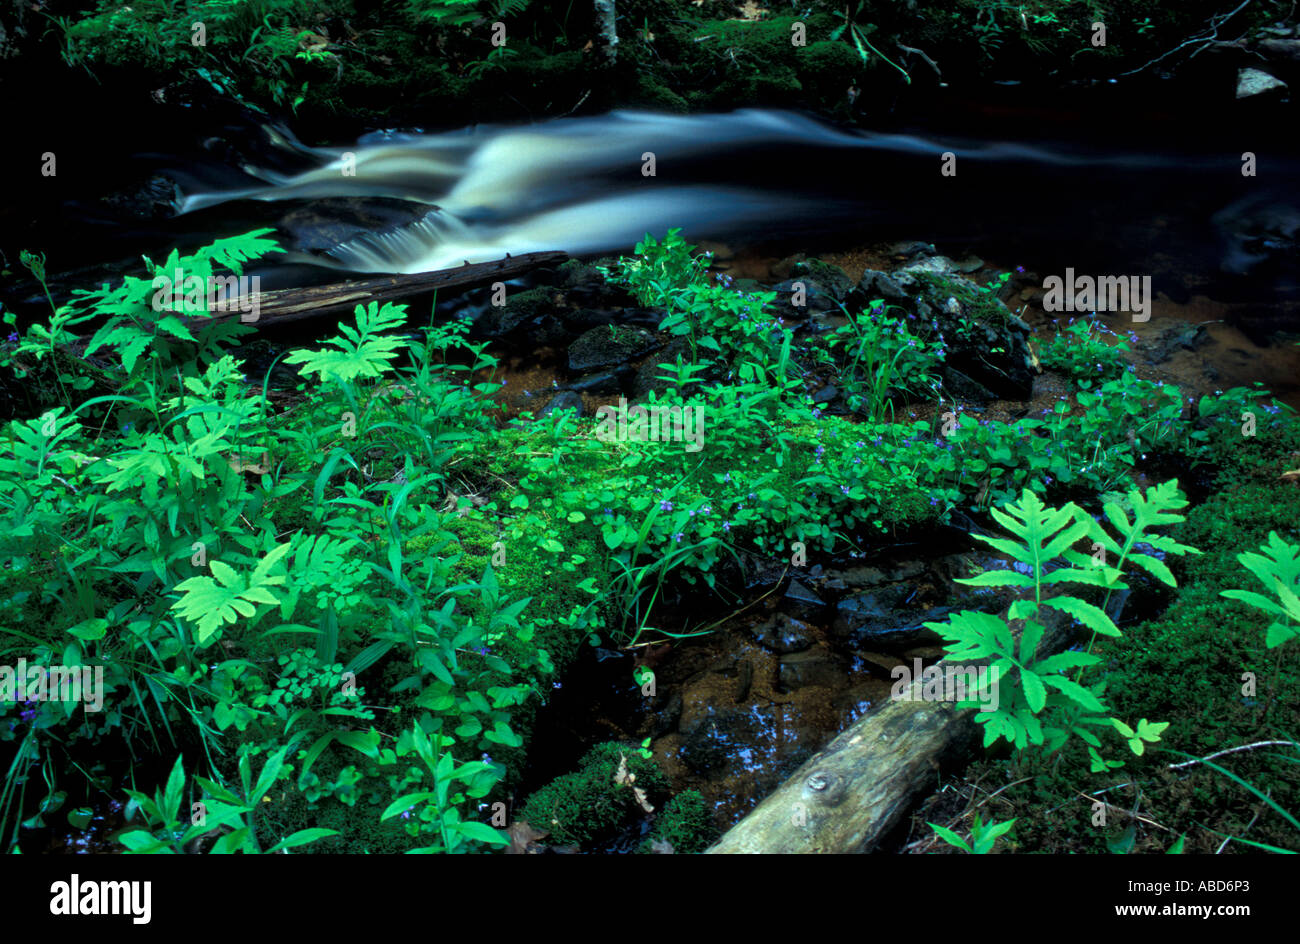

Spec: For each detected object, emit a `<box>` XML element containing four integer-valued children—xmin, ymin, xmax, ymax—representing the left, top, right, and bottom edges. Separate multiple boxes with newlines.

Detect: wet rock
<box><xmin>771</xmin><ymin>278</ymin><xmax>839</xmax><ymax>321</ymax></box>
<box><xmin>888</xmin><ymin>240</ymin><xmax>937</xmax><ymax>261</ymax></box>
<box><xmin>538</xmin><ymin>391</ymin><xmax>584</xmax><ymax>418</ymax></box>
<box><xmin>941</xmin><ymin>365</ymin><xmax>998</xmax><ymax>403</ymax></box>
<box><xmin>953</xmin><ymin>255</ymin><xmax>985</xmax><ymax>274</ymax></box>
<box><xmin>1237</xmin><ymin>67</ymin><xmax>1288</xmax><ymax>99</ymax></box>
<box><xmin>824</xmin><ymin>560</ymin><xmax>925</xmax><ymax>591</ymax></box>
<box><xmin>101</xmin><ymin>174</ymin><xmax>179</xmax><ymax>221</ymax></box>
<box><xmin>677</xmin><ymin>700</ymin><xmax>764</xmax><ymax>772</ymax></box>
<box><xmin>748</xmin><ymin>615</ymin><xmax>816</xmax><ymax>654</ymax></box>
<box><xmin>783</xmin><ymin>579</ymin><xmax>827</xmax><ymax>618</ymax></box>
<box><xmin>812</xmin><ymin>384</ymin><xmax>838</xmax><ymax>404</ymax></box>
<box><xmin>1146</xmin><ymin>321</ymin><xmax>1209</xmax><ymax>364</ymax></box>
<box><xmin>891</xmin><ymin>268</ymin><xmax>1036</xmax><ymax>401</ymax></box>
<box><xmin>850</xmin><ymin>269</ymin><xmax>909</xmax><ymax>308</ymax></box>
<box><xmin>790</xmin><ymin>259</ymin><xmax>855</xmax><ymax>303</ymax></box>
<box><xmin>275</xmin><ymin>197</ymin><xmax>435</xmax><ymax>255</ymax></box>
<box><xmin>563</xmin><ymin>369</ymin><xmax>629</xmax><ymax>394</ymax></box>
<box><xmin>647</xmin><ymin>690</ymin><xmax>683</xmax><ymax>740</ymax></box>
<box><xmin>833</xmin><ymin>586</ymin><xmax>951</xmax><ymax>651</ymax></box>
<box><xmin>777</xmin><ymin>650</ymin><xmax>847</xmax><ymax>692</ymax></box>
<box><xmin>568</xmin><ymin>325</ymin><xmax>660</xmax><ymax>372</ymax></box>
<box><xmin>475</xmin><ymin>286</ymin><xmax>556</xmax><ymax>339</ymax></box>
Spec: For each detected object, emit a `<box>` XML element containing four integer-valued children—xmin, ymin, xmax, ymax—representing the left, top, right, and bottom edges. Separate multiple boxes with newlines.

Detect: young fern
<box><xmin>925</xmin><ymin>481</ymin><xmax>1199</xmax><ymax>768</ymax></box>
<box><xmin>283</xmin><ymin>300</ymin><xmax>408</xmax><ymax>384</ymax></box>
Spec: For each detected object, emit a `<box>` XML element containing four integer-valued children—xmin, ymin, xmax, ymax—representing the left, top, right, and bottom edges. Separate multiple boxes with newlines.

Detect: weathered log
<box><xmin>707</xmin><ymin>603</ymin><xmax>1076</xmax><ymax>854</ymax></box>
<box><xmin>194</xmin><ymin>250</ymin><xmax>568</xmax><ymax>329</ymax></box>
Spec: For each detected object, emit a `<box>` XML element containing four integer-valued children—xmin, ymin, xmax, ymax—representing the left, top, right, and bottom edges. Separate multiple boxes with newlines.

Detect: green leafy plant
<box><xmin>929</xmin><ymin>813</ymin><xmax>1017</xmax><ymax>853</ymax></box>
<box><xmin>1221</xmin><ymin>531</ymin><xmax>1300</xmax><ymax>649</ymax></box>
<box><xmin>924</xmin><ymin>482</ymin><xmax>1199</xmax><ymax>764</ymax></box>
<box><xmin>118</xmin><ymin>751</ymin><xmax>338</xmax><ymax>854</ymax></box>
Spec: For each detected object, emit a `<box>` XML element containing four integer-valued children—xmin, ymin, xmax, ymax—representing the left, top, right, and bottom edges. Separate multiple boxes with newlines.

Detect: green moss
<box><xmin>910</xmin><ymin>270</ymin><xmax>1010</xmax><ymax>326</ymax></box>
<box><xmin>519</xmin><ymin>741</ymin><xmax>669</xmax><ymax>847</ymax></box>
<box><xmin>640</xmin><ymin>790</ymin><xmax>718</xmax><ymax>854</ymax></box>
<box><xmin>795</xmin><ymin>40</ymin><xmax>861</xmax><ymax>102</ymax></box>
<box><xmin>631</xmin><ymin>75</ymin><xmax>689</xmax><ymax>113</ymax></box>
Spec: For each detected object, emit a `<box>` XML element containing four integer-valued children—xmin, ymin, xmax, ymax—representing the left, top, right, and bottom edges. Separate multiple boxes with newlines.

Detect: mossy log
<box><xmin>193</xmin><ymin>250</ymin><xmax>569</xmax><ymax>328</ymax></box>
<box><xmin>707</xmin><ymin>605</ymin><xmax>1076</xmax><ymax>854</ymax></box>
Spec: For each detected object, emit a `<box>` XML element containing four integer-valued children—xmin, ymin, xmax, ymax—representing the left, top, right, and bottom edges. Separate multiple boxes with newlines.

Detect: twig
<box><xmin>1215</xmin><ymin>789</ymin><xmax>1268</xmax><ymax>854</ymax></box>
<box><xmin>897</xmin><ymin>43</ymin><xmax>941</xmax><ymax>77</ymax></box>
<box><xmin>1116</xmin><ymin>0</ymin><xmax>1254</xmax><ymax>77</ymax></box>
<box><xmin>560</xmin><ymin>89</ymin><xmax>592</xmax><ymax>118</ymax></box>
<box><xmin>1077</xmin><ymin>792</ymin><xmax>1172</xmax><ymax>832</ymax></box>
<box><xmin>1167</xmin><ymin>740</ymin><xmax>1300</xmax><ymax>770</ymax></box>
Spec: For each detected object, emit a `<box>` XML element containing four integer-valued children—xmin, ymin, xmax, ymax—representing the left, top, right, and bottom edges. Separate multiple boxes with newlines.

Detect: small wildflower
<box><xmin>659</xmin><ymin>500</ymin><xmax>672</xmax><ymax>512</ymax></box>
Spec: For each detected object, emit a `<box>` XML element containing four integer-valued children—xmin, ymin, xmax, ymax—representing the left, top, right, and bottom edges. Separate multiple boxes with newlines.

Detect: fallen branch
<box><xmin>1167</xmin><ymin>740</ymin><xmax>1300</xmax><ymax>771</ymax></box>
<box><xmin>1116</xmin><ymin>0</ymin><xmax>1254</xmax><ymax>77</ymax></box>
<box><xmin>897</xmin><ymin>43</ymin><xmax>941</xmax><ymax>77</ymax></box>
<box><xmin>189</xmin><ymin>250</ymin><xmax>568</xmax><ymax>330</ymax></box>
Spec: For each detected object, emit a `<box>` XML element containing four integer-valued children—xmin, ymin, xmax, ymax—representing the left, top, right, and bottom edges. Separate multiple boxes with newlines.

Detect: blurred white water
<box><xmin>176</xmin><ymin>108</ymin><xmax>1253</xmax><ymax>277</ymax></box>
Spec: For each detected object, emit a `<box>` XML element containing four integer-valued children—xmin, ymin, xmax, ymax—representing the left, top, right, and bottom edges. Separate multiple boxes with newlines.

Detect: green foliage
<box><xmin>641</xmin><ymin>789</ymin><xmax>717</xmax><ymax>854</ymax></box>
<box><xmin>924</xmin><ymin>482</ymin><xmax>1199</xmax><ymax>759</ymax></box>
<box><xmin>58</xmin><ymin>0</ymin><xmax>349</xmax><ymax>111</ymax></box>
<box><xmin>405</xmin><ymin>0</ymin><xmax>531</xmax><ymax>27</ymax></box>
<box><xmin>1038</xmin><ymin>318</ymin><xmax>1131</xmax><ymax>384</ymax></box>
<box><xmin>816</xmin><ymin>299</ymin><xmax>946</xmax><ymax>420</ymax></box>
<box><xmin>519</xmin><ymin>742</ymin><xmax>669</xmax><ymax>847</ymax></box>
<box><xmin>1222</xmin><ymin>532</ymin><xmax>1300</xmax><ymax>649</ymax></box>
<box><xmin>929</xmin><ymin>813</ymin><xmax>1016</xmax><ymax>853</ymax></box>
<box><xmin>118</xmin><ymin>751</ymin><xmax>338</xmax><ymax>853</ymax></box>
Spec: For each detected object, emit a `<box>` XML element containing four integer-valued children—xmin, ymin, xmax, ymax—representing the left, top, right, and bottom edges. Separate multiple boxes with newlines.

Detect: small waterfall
<box><xmin>176</xmin><ymin>108</ymin><xmax>1295</xmax><ymax>284</ymax></box>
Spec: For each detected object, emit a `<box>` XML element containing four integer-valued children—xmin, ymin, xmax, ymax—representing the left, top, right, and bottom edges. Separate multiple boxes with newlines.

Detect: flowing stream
<box><xmin>164</xmin><ymin>107</ymin><xmax>1300</xmax><ymax>305</ymax></box>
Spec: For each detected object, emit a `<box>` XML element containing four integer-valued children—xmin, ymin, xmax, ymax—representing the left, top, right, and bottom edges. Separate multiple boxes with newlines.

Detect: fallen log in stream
<box><xmin>188</xmin><ymin>250</ymin><xmax>569</xmax><ymax>329</ymax></box>
<box><xmin>707</xmin><ymin>604</ymin><xmax>1076</xmax><ymax>854</ymax></box>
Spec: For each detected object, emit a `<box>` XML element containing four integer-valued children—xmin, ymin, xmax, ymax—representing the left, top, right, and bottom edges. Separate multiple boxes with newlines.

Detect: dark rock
<box><xmin>777</xmin><ymin>650</ymin><xmax>847</xmax><ymax>692</ymax></box>
<box><xmin>748</xmin><ymin>615</ymin><xmax>816</xmax><ymax>654</ymax></box>
<box><xmin>783</xmin><ymin>579</ymin><xmax>826</xmax><ymax>617</ymax></box>
<box><xmin>475</xmin><ymin>286</ymin><xmax>556</xmax><ymax>339</ymax></box>
<box><xmin>812</xmin><ymin>384</ymin><xmax>838</xmax><ymax>404</ymax></box>
<box><xmin>833</xmin><ymin>586</ymin><xmax>951</xmax><ymax>652</ymax></box>
<box><xmin>538</xmin><ymin>391</ymin><xmax>584</xmax><ymax>418</ymax></box>
<box><xmin>771</xmin><ymin>278</ymin><xmax>839</xmax><ymax>320</ymax></box>
<box><xmin>563</xmin><ymin>369</ymin><xmax>629</xmax><ymax>394</ymax></box>
<box><xmin>790</xmin><ymin>259</ymin><xmax>855</xmax><ymax>303</ymax></box>
<box><xmin>100</xmin><ymin>174</ymin><xmax>179</xmax><ymax>221</ymax></box>
<box><xmin>631</xmin><ymin>338</ymin><xmax>689</xmax><ymax>400</ymax></box>
<box><xmin>552</xmin><ymin>258</ymin><xmax>634</xmax><ymax>307</ymax></box>
<box><xmin>1146</xmin><ymin>321</ymin><xmax>1210</xmax><ymax>364</ymax></box>
<box><xmin>568</xmin><ymin>325</ymin><xmax>660</xmax><ymax>372</ymax></box>
<box><xmin>647</xmin><ymin>690</ymin><xmax>683</xmax><ymax>739</ymax></box>
<box><xmin>941</xmin><ymin>365</ymin><xmax>998</xmax><ymax>402</ymax></box>
<box><xmin>891</xmin><ymin>268</ymin><xmax>1036</xmax><ymax>401</ymax></box>
<box><xmin>275</xmin><ymin>197</ymin><xmax>435</xmax><ymax>255</ymax></box>
<box><xmin>888</xmin><ymin>240</ymin><xmax>937</xmax><ymax>261</ymax></box>
<box><xmin>851</xmin><ymin>270</ymin><xmax>909</xmax><ymax>307</ymax></box>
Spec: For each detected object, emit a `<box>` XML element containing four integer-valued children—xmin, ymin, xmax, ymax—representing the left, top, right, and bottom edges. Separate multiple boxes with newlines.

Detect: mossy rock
<box><xmin>640</xmin><ymin>790</ymin><xmax>718</xmax><ymax>854</ymax></box>
<box><xmin>791</xmin><ymin>258</ymin><xmax>855</xmax><ymax>303</ymax></box>
<box><xmin>519</xmin><ymin>741</ymin><xmax>670</xmax><ymax>847</ymax></box>
<box><xmin>631</xmin><ymin>74</ymin><xmax>689</xmax><ymax>113</ymax></box>
<box><xmin>795</xmin><ymin>40</ymin><xmax>861</xmax><ymax>101</ymax></box>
